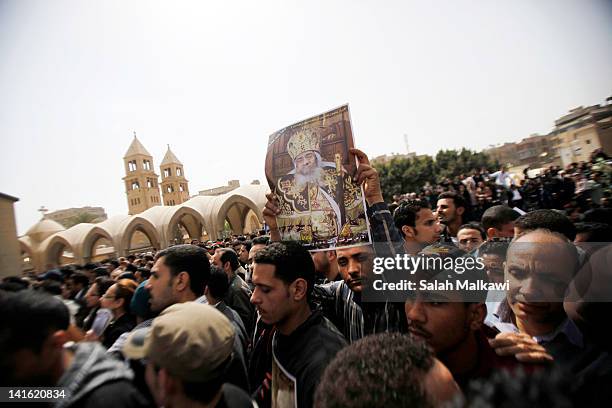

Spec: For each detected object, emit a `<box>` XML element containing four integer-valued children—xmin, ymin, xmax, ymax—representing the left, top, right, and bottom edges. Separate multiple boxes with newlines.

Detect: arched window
<box><xmin>128</xmin><ymin>160</ymin><xmax>137</xmax><ymax>172</ymax></box>
<box><xmin>177</xmin><ymin>167</ymin><xmax>182</xmax><ymax>176</ymax></box>
<box><xmin>143</xmin><ymin>160</ymin><xmax>151</xmax><ymax>170</ymax></box>
<box><xmin>164</xmin><ymin>168</ymin><xmax>171</xmax><ymax>178</ymax></box>
<box><xmin>132</xmin><ymin>181</ymin><xmax>140</xmax><ymax>190</ymax></box>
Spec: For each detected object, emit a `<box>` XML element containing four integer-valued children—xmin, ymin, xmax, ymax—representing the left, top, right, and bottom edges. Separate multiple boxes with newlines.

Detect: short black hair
<box><xmin>438</xmin><ymin>191</ymin><xmax>466</xmax><ymax>210</ymax></box>
<box><xmin>481</xmin><ymin>205</ymin><xmax>520</xmax><ymax>230</ymax></box>
<box><xmin>136</xmin><ymin>267</ymin><xmax>151</xmax><ymax>280</ymax></box>
<box><xmin>125</xmin><ymin>263</ymin><xmax>138</xmax><ymax>273</ymax></box>
<box><xmin>479</xmin><ymin>240</ymin><xmax>509</xmax><ymax>258</ymax></box>
<box><xmin>207</xmin><ymin>266</ymin><xmax>230</xmax><ymax>300</ymax></box>
<box><xmin>254</xmin><ymin>241</ymin><xmax>315</xmax><ymax>298</ymax></box>
<box><xmin>0</xmin><ymin>290</ymin><xmax>70</xmax><ymax>380</ymax></box>
<box><xmin>394</xmin><ymin>199</ymin><xmax>431</xmax><ymax>237</ymax></box>
<box><xmin>69</xmin><ymin>271</ymin><xmax>89</xmax><ymax>288</ymax></box>
<box><xmin>94</xmin><ymin>267</ymin><xmax>110</xmax><ymax>278</ymax></box>
<box><xmin>251</xmin><ymin>236</ymin><xmax>270</xmax><ymax>246</ymax></box>
<box><xmin>0</xmin><ymin>277</ymin><xmax>29</xmax><ymax>292</ymax></box>
<box><xmin>155</xmin><ymin>244</ymin><xmax>211</xmax><ymax>297</ymax></box>
<box><xmin>93</xmin><ymin>277</ymin><xmax>114</xmax><ymax>297</ymax></box>
<box><xmin>315</xmin><ymin>333</ymin><xmax>435</xmax><ymax>408</ymax></box>
<box><xmin>417</xmin><ymin>245</ymin><xmax>488</xmax><ymax>302</ymax></box>
<box><xmin>458</xmin><ymin>222</ymin><xmax>486</xmax><ymax>240</ymax></box>
<box><xmin>574</xmin><ymin>222</ymin><xmax>612</xmax><ymax>243</ymax></box>
<box><xmin>217</xmin><ymin>248</ymin><xmax>240</xmax><ymax>271</ymax></box>
<box><xmin>38</xmin><ymin>280</ymin><xmax>62</xmax><ymax>295</ymax></box>
<box><xmin>515</xmin><ymin>209</ymin><xmax>576</xmax><ymax>241</ymax></box>
<box><xmin>582</xmin><ymin>208</ymin><xmax>612</xmax><ymax>227</ymax></box>
<box><xmin>241</xmin><ymin>240</ymin><xmax>252</xmax><ymax>253</ymax></box>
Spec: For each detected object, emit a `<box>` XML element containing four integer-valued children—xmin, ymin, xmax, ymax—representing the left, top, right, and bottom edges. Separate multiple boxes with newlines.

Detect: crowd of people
<box><xmin>394</xmin><ymin>149</ymin><xmax>611</xmax><ymax>224</ymax></box>
<box><xmin>1</xmin><ymin>148</ymin><xmax>611</xmax><ymax>407</ymax></box>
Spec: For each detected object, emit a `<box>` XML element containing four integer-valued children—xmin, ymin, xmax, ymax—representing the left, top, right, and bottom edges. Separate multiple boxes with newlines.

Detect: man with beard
<box><xmin>436</xmin><ymin>192</ymin><xmax>467</xmax><ymax>239</ymax></box>
<box><xmin>144</xmin><ymin>244</ymin><xmax>249</xmax><ymax>392</ymax></box>
<box><xmin>250</xmin><ymin>241</ymin><xmax>346</xmax><ymax>408</ymax></box>
<box><xmin>275</xmin><ymin>128</ymin><xmax>365</xmax><ymax>243</ymax></box>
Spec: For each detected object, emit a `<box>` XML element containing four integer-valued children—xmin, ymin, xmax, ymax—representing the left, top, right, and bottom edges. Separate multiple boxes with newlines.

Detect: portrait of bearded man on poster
<box><xmin>274</xmin><ymin>127</ymin><xmax>367</xmax><ymax>247</ymax></box>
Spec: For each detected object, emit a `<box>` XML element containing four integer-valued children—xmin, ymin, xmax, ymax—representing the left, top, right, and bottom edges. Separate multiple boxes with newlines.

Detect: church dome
<box><xmin>25</xmin><ymin>219</ymin><xmax>66</xmax><ymax>243</ymax></box>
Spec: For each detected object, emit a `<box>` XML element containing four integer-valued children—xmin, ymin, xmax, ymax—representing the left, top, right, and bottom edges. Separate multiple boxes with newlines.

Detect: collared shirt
<box><xmin>491</xmin><ymin>300</ymin><xmax>584</xmax><ymax>349</ymax></box>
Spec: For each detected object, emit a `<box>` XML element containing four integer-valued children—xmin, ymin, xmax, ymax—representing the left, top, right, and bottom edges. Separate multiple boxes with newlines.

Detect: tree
<box><xmin>373</xmin><ymin>149</ymin><xmax>498</xmax><ymax>201</ymax></box>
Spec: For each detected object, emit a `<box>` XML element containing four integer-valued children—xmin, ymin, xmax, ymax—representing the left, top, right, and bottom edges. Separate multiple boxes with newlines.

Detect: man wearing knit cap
<box><xmin>123</xmin><ymin>302</ymin><xmax>253</xmax><ymax>408</ymax></box>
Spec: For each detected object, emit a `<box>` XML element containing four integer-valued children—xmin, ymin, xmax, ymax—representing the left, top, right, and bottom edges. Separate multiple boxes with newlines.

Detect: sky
<box><xmin>1</xmin><ymin>0</ymin><xmax>611</xmax><ymax>235</ymax></box>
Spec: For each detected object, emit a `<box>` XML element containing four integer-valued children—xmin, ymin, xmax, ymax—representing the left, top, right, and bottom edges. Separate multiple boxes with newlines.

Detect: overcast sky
<box><xmin>1</xmin><ymin>0</ymin><xmax>611</xmax><ymax>235</ymax></box>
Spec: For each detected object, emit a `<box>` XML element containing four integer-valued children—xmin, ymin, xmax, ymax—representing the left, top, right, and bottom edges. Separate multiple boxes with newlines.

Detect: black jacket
<box><xmin>271</xmin><ymin>310</ymin><xmax>347</xmax><ymax>408</ymax></box>
<box><xmin>224</xmin><ymin>273</ymin><xmax>255</xmax><ymax>336</ymax></box>
<box><xmin>101</xmin><ymin>313</ymin><xmax>136</xmax><ymax>349</ymax></box>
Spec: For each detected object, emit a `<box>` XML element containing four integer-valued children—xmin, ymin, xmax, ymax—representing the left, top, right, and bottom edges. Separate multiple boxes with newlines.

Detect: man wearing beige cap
<box><xmin>123</xmin><ymin>302</ymin><xmax>254</xmax><ymax>408</ymax></box>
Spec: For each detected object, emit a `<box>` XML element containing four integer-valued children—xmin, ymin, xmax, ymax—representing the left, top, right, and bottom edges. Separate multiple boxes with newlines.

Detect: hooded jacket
<box><xmin>55</xmin><ymin>342</ymin><xmax>148</xmax><ymax>408</ymax></box>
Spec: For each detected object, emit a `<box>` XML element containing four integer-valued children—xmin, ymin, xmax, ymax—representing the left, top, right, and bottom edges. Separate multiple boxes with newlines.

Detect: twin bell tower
<box><xmin>122</xmin><ymin>133</ymin><xmax>190</xmax><ymax>215</ymax></box>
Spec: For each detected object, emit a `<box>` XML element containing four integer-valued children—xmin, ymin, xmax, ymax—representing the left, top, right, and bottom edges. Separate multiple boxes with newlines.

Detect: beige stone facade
<box><xmin>123</xmin><ymin>135</ymin><xmax>162</xmax><ymax>215</ymax></box>
<box><xmin>484</xmin><ymin>134</ymin><xmax>557</xmax><ymax>169</ymax></box>
<box><xmin>0</xmin><ymin>193</ymin><xmax>22</xmax><ymax>278</ymax></box>
<box><xmin>19</xmin><ymin>183</ymin><xmax>268</xmax><ymax>272</ymax></box>
<box><xmin>199</xmin><ymin>180</ymin><xmax>241</xmax><ymax>196</ymax></box>
<box><xmin>484</xmin><ymin>98</ymin><xmax>612</xmax><ymax>169</ymax></box>
<box><xmin>549</xmin><ymin>103</ymin><xmax>612</xmax><ymax>166</ymax></box>
<box><xmin>160</xmin><ymin>145</ymin><xmax>190</xmax><ymax>206</ymax></box>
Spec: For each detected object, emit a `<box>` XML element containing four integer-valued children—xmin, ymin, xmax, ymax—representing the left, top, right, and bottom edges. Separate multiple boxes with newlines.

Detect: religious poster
<box><xmin>265</xmin><ymin>105</ymin><xmax>372</xmax><ymax>251</ymax></box>
<box><xmin>271</xmin><ymin>352</ymin><xmax>298</xmax><ymax>408</ymax></box>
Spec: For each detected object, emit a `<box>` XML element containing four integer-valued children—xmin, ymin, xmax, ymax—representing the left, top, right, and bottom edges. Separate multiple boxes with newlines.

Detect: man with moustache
<box><xmin>404</xmin><ymin>253</ymin><xmax>533</xmax><ymax>391</ymax></box>
<box><xmin>250</xmin><ymin>241</ymin><xmax>346</xmax><ymax>408</ymax></box>
<box><xmin>262</xmin><ymin>173</ymin><xmax>406</xmax><ymax>344</ymax></box>
<box><xmin>394</xmin><ymin>199</ymin><xmax>443</xmax><ymax>255</ymax></box>
<box><xmin>143</xmin><ymin>244</ymin><xmax>249</xmax><ymax>392</ymax></box>
<box><xmin>312</xmin><ymin>244</ymin><xmax>407</xmax><ymax>343</ymax></box>
<box><xmin>436</xmin><ymin>192</ymin><xmax>467</xmax><ymax>239</ymax></box>
<box><xmin>456</xmin><ymin>223</ymin><xmax>486</xmax><ymax>253</ymax></box>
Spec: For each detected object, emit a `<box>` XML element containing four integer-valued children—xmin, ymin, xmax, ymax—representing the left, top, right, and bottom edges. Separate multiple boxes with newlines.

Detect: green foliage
<box><xmin>373</xmin><ymin>149</ymin><xmax>498</xmax><ymax>201</ymax></box>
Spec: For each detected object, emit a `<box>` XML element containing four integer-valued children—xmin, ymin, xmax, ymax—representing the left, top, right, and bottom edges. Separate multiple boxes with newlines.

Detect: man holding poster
<box><xmin>265</xmin><ymin>105</ymin><xmax>371</xmax><ymax>250</ymax></box>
